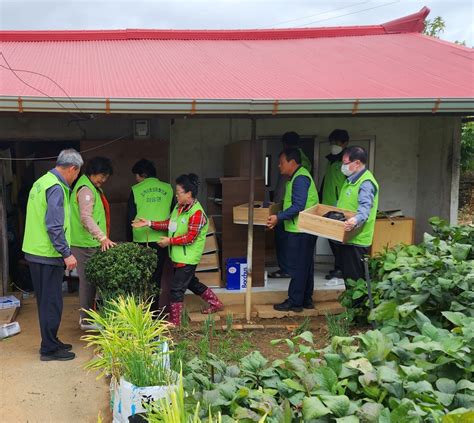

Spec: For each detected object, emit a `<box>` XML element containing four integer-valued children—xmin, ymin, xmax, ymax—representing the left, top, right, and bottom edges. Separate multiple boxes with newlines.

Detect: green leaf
<box><xmin>406</xmin><ymin>381</ymin><xmax>434</xmax><ymax>394</ymax></box>
<box><xmin>442</xmin><ymin>409</ymin><xmax>474</xmax><ymax>423</ymax></box>
<box><xmin>436</xmin><ymin>378</ymin><xmax>457</xmax><ymax>394</ymax></box>
<box><xmin>390</xmin><ymin>399</ymin><xmax>419</xmax><ymax>423</ymax></box>
<box><xmin>314</xmin><ymin>367</ymin><xmax>338</xmax><ymax>393</ymax></box>
<box><xmin>397</xmin><ymin>302</ymin><xmax>418</xmax><ymax>318</ymax></box>
<box><xmin>449</xmin><ymin>243</ymin><xmax>471</xmax><ymax>261</ymax></box>
<box><xmin>442</xmin><ymin>311</ymin><xmax>467</xmax><ymax>327</ymax></box>
<box><xmin>283</xmin><ymin>378</ymin><xmax>306</xmax><ymax>392</ymax></box>
<box><xmin>321</xmin><ymin>395</ymin><xmax>350</xmax><ymax>417</ymax></box>
<box><xmin>336</xmin><ymin>416</ymin><xmax>360</xmax><ymax>423</ymax></box>
<box><xmin>356</xmin><ymin>402</ymin><xmax>384</xmax><ymax>423</ymax></box>
<box><xmin>368</xmin><ymin>301</ymin><xmax>397</xmax><ymax>322</ymax></box>
<box><xmin>377</xmin><ymin>365</ymin><xmax>400</xmax><ymax>383</ymax></box>
<box><xmin>324</xmin><ymin>353</ymin><xmax>343</xmax><ymax>376</ymax></box>
<box><xmin>302</xmin><ymin>397</ymin><xmax>331</xmax><ymax>420</ymax></box>
<box><xmin>346</xmin><ymin>358</ymin><xmax>373</xmax><ymax>374</ymax></box>
<box><xmin>296</xmin><ymin>331</ymin><xmax>314</xmax><ymax>344</ymax></box>
<box><xmin>399</xmin><ymin>365</ymin><xmax>426</xmax><ymax>381</ymax></box>
<box><xmin>457</xmin><ymin>380</ymin><xmax>474</xmax><ymax>392</ymax></box>
<box><xmin>434</xmin><ymin>391</ymin><xmax>455</xmax><ymax>407</ymax></box>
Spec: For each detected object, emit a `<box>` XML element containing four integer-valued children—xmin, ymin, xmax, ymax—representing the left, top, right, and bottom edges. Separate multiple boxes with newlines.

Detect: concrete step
<box><xmin>184</xmin><ymin>287</ymin><xmax>344</xmax><ymax>312</ymax></box>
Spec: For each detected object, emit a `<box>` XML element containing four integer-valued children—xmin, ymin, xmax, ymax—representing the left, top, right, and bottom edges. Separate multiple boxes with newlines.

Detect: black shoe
<box><xmin>39</xmin><ymin>340</ymin><xmax>72</xmax><ymax>354</ymax></box>
<box><xmin>40</xmin><ymin>349</ymin><xmax>76</xmax><ymax>361</ymax></box>
<box><xmin>325</xmin><ymin>270</ymin><xmax>342</xmax><ymax>280</ymax></box>
<box><xmin>303</xmin><ymin>302</ymin><xmax>315</xmax><ymax>309</ymax></box>
<box><xmin>273</xmin><ymin>300</ymin><xmax>303</xmax><ymax>313</ymax></box>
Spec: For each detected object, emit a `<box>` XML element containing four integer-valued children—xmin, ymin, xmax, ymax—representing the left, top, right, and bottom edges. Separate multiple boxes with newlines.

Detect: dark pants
<box><xmin>274</xmin><ymin>223</ymin><xmax>289</xmax><ymax>273</ymax></box>
<box><xmin>139</xmin><ymin>242</ymin><xmax>168</xmax><ymax>290</ymax></box>
<box><xmin>29</xmin><ymin>262</ymin><xmax>64</xmax><ymax>355</ymax></box>
<box><xmin>286</xmin><ymin>232</ymin><xmax>317</xmax><ymax>307</ymax></box>
<box><xmin>328</xmin><ymin>240</ymin><xmax>342</xmax><ymax>272</ymax></box>
<box><xmin>339</xmin><ymin>244</ymin><xmax>369</xmax><ymax>282</ymax></box>
<box><xmin>170</xmin><ymin>264</ymin><xmax>208</xmax><ymax>303</ymax></box>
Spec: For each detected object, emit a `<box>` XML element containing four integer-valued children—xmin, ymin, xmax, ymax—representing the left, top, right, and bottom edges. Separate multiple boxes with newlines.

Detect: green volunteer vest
<box><xmin>70</xmin><ymin>175</ymin><xmax>106</xmax><ymax>247</ymax></box>
<box><xmin>168</xmin><ymin>201</ymin><xmax>209</xmax><ymax>265</ymax></box>
<box><xmin>299</xmin><ymin>148</ymin><xmax>312</xmax><ymax>172</ymax></box>
<box><xmin>322</xmin><ymin>160</ymin><xmax>346</xmax><ymax>206</ymax></box>
<box><xmin>337</xmin><ymin>169</ymin><xmax>379</xmax><ymax>246</ymax></box>
<box><xmin>283</xmin><ymin>166</ymin><xmax>319</xmax><ymax>233</ymax></box>
<box><xmin>132</xmin><ymin>177</ymin><xmax>173</xmax><ymax>242</ymax></box>
<box><xmin>22</xmin><ymin>171</ymin><xmax>71</xmax><ymax>258</ymax></box>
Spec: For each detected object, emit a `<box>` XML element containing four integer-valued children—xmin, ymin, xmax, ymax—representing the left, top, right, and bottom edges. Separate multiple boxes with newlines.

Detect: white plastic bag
<box><xmin>0</xmin><ymin>322</ymin><xmax>21</xmax><ymax>339</ymax></box>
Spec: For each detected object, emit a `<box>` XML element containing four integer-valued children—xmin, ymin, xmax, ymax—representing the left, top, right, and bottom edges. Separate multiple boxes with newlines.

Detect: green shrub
<box><xmin>85</xmin><ymin>242</ymin><xmax>158</xmax><ymax>300</ymax></box>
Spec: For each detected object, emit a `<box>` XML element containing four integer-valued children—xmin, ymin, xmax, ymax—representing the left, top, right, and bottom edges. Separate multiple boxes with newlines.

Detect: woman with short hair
<box><xmin>70</xmin><ymin>156</ymin><xmax>115</xmax><ymax>330</ymax></box>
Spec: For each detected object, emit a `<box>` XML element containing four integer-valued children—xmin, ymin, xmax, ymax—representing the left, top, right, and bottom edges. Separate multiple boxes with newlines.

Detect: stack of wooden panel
<box><xmin>196</xmin><ymin>217</ymin><xmax>221</xmax><ymax>287</ymax></box>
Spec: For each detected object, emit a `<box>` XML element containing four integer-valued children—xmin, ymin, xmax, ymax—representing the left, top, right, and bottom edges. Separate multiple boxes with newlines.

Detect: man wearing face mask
<box><xmin>337</xmin><ymin>146</ymin><xmax>379</xmax><ymax>283</ymax></box>
<box><xmin>320</xmin><ymin>129</ymin><xmax>349</xmax><ymax>284</ymax></box>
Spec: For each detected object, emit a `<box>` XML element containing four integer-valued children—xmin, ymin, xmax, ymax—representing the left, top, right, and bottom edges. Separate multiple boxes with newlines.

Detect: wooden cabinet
<box><xmin>221</xmin><ymin>177</ymin><xmax>266</xmax><ymax>287</ymax></box>
<box><xmin>371</xmin><ymin>217</ymin><xmax>415</xmax><ymax>256</ymax></box>
<box><xmin>224</xmin><ymin>140</ymin><xmax>263</xmax><ymax>177</ymax></box>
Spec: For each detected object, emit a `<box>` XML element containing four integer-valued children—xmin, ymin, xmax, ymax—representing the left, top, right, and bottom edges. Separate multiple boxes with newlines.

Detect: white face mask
<box><xmin>341</xmin><ymin>163</ymin><xmax>354</xmax><ymax>176</ymax></box>
<box><xmin>331</xmin><ymin>145</ymin><xmax>343</xmax><ymax>155</ymax></box>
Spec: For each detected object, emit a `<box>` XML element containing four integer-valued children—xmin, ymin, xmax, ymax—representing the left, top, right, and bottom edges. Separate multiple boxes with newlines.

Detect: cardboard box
<box><xmin>371</xmin><ymin>217</ymin><xmax>415</xmax><ymax>256</ymax></box>
<box><xmin>297</xmin><ymin>204</ymin><xmax>360</xmax><ymax>243</ymax></box>
<box><xmin>233</xmin><ymin>202</ymin><xmax>282</xmax><ymax>226</ymax></box>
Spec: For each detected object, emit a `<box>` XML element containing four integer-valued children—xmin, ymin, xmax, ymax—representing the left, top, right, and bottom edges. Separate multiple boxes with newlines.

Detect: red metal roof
<box><xmin>0</xmin><ymin>7</ymin><xmax>472</xmax><ymax>114</ymax></box>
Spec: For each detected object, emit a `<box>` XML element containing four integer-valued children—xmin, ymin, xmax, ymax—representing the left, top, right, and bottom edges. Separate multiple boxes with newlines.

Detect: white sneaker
<box><xmin>325</xmin><ymin>277</ymin><xmax>345</xmax><ymax>287</ymax></box>
<box><xmin>79</xmin><ymin>319</ymin><xmax>101</xmax><ymax>331</ymax></box>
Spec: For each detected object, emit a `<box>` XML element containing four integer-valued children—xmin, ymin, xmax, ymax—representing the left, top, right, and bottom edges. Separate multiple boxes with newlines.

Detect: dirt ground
<box><xmin>0</xmin><ymin>295</ymin><xmax>347</xmax><ymax>423</ymax></box>
<box><xmin>0</xmin><ymin>295</ymin><xmax>111</xmax><ymax>423</ymax></box>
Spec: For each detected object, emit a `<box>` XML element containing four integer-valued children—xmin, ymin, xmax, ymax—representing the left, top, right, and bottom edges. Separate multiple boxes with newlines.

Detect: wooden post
<box><xmin>245</xmin><ymin>119</ymin><xmax>257</xmax><ymax>322</ymax></box>
<box><xmin>0</xmin><ymin>168</ymin><xmax>9</xmax><ymax>296</ymax></box>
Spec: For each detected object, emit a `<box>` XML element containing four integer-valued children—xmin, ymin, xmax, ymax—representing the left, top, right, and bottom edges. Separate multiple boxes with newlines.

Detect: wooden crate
<box><xmin>196</xmin><ymin>270</ymin><xmax>222</xmax><ymax>287</ymax></box>
<box><xmin>196</xmin><ymin>251</ymin><xmax>220</xmax><ymax>272</ymax></box>
<box><xmin>297</xmin><ymin>204</ymin><xmax>360</xmax><ymax>243</ymax></box>
<box><xmin>371</xmin><ymin>217</ymin><xmax>415</xmax><ymax>256</ymax></box>
<box><xmin>233</xmin><ymin>202</ymin><xmax>282</xmax><ymax>226</ymax></box>
<box><xmin>203</xmin><ymin>233</ymin><xmax>218</xmax><ymax>254</ymax></box>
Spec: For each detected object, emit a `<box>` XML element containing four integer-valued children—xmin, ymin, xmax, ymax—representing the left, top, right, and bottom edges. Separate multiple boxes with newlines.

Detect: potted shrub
<box><xmin>82</xmin><ymin>296</ymin><xmax>176</xmax><ymax>423</ymax></box>
<box><xmin>85</xmin><ymin>242</ymin><xmax>158</xmax><ymax>301</ymax></box>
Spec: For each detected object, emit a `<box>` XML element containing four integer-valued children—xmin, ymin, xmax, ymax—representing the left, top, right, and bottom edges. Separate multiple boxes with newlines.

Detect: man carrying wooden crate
<box><xmin>319</xmin><ymin>129</ymin><xmax>350</xmax><ymax>285</ymax></box>
<box><xmin>267</xmin><ymin>148</ymin><xmax>319</xmax><ymax>312</ymax></box>
<box><xmin>337</xmin><ymin>146</ymin><xmax>379</xmax><ymax>283</ymax></box>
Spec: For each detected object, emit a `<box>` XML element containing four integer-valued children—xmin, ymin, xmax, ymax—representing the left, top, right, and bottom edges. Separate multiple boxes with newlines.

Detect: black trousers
<box><xmin>170</xmin><ymin>264</ymin><xmax>208</xmax><ymax>303</ymax></box>
<box><xmin>138</xmin><ymin>242</ymin><xmax>168</xmax><ymax>289</ymax></box>
<box><xmin>328</xmin><ymin>240</ymin><xmax>342</xmax><ymax>272</ymax></box>
<box><xmin>29</xmin><ymin>262</ymin><xmax>64</xmax><ymax>355</ymax></box>
<box><xmin>339</xmin><ymin>244</ymin><xmax>369</xmax><ymax>282</ymax></box>
<box><xmin>274</xmin><ymin>223</ymin><xmax>289</xmax><ymax>273</ymax></box>
<box><xmin>286</xmin><ymin>232</ymin><xmax>317</xmax><ymax>307</ymax></box>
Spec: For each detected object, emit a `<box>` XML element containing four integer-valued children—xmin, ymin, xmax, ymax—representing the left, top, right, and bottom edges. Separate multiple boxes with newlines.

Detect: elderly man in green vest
<box><xmin>270</xmin><ymin>131</ymin><xmax>312</xmax><ymax>279</ymax></box>
<box><xmin>22</xmin><ymin>149</ymin><xmax>83</xmax><ymax>361</ymax></box>
<box><xmin>320</xmin><ymin>129</ymin><xmax>349</xmax><ymax>285</ymax></box>
<box><xmin>127</xmin><ymin>159</ymin><xmax>174</xmax><ymax>295</ymax></box>
<box><xmin>267</xmin><ymin>148</ymin><xmax>319</xmax><ymax>312</ymax></box>
<box><xmin>337</xmin><ymin>145</ymin><xmax>379</xmax><ymax>283</ymax></box>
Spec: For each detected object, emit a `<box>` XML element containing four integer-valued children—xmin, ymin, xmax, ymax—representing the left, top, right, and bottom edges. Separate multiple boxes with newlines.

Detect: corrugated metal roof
<box><xmin>0</xmin><ymin>7</ymin><xmax>472</xmax><ymax>114</ymax></box>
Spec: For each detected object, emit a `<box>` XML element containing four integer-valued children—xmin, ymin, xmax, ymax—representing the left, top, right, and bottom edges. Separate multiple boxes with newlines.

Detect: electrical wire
<box><xmin>0</xmin><ymin>133</ymin><xmax>132</xmax><ymax>161</ymax></box>
<box><xmin>294</xmin><ymin>0</ymin><xmax>400</xmax><ymax>27</ymax></box>
<box><xmin>0</xmin><ymin>52</ymin><xmax>87</xmax><ymax>121</ymax></box>
<box><xmin>261</xmin><ymin>1</ymin><xmax>370</xmax><ymax>28</ymax></box>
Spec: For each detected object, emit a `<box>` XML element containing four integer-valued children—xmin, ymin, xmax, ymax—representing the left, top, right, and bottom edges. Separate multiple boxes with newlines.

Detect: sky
<box><xmin>0</xmin><ymin>0</ymin><xmax>472</xmax><ymax>46</ymax></box>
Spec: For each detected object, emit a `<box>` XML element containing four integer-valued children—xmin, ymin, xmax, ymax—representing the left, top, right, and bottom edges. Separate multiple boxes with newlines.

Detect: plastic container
<box><xmin>0</xmin><ymin>322</ymin><xmax>21</xmax><ymax>339</ymax></box>
<box><xmin>226</xmin><ymin>258</ymin><xmax>248</xmax><ymax>290</ymax></box>
<box><xmin>0</xmin><ymin>295</ymin><xmax>20</xmax><ymax>309</ymax></box>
